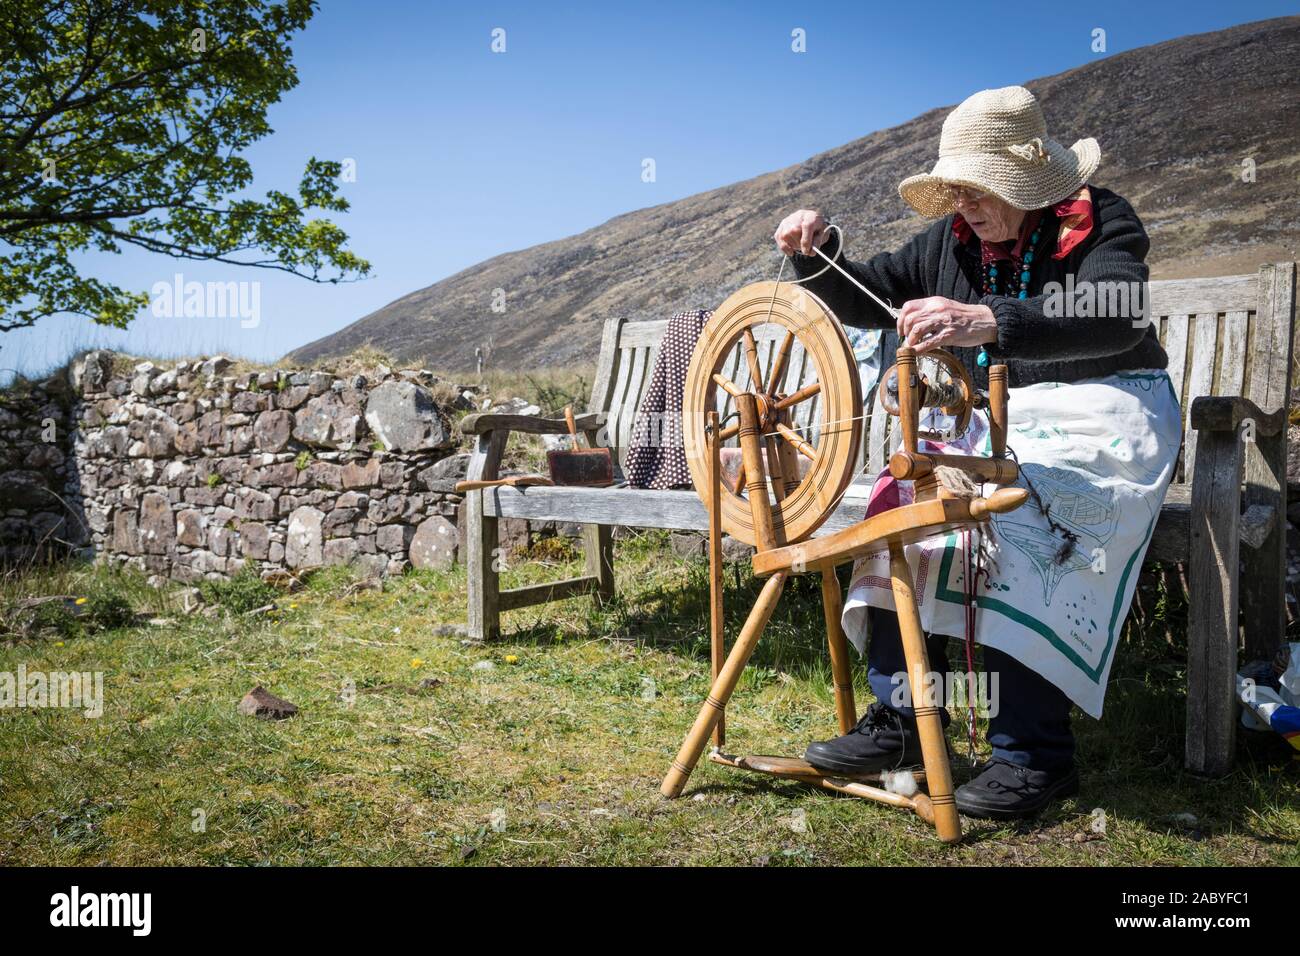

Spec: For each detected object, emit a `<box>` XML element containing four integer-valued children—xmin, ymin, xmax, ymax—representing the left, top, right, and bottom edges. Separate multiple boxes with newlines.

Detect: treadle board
<box><xmin>708</xmin><ymin>751</ymin><xmax>927</xmax><ymax>786</ymax></box>
<box><xmin>708</xmin><ymin>750</ymin><xmax>935</xmax><ymax>821</ymax></box>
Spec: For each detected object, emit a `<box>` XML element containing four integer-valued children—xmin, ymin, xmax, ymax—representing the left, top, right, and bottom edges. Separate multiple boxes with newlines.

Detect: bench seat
<box><xmin>484</xmin><ymin>481</ymin><xmax>1193</xmax><ymax>565</ymax></box>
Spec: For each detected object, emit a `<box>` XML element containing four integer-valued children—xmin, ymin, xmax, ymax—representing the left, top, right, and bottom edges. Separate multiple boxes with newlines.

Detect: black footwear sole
<box><xmin>955</xmin><ymin>767</ymin><xmax>1080</xmax><ymax>820</ymax></box>
<box><xmin>802</xmin><ymin>745</ymin><xmax>923</xmax><ymax>777</ymax></box>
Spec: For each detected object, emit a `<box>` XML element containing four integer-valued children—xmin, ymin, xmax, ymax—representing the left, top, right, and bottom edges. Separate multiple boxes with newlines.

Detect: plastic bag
<box><xmin>1236</xmin><ymin>643</ymin><xmax>1300</xmax><ymax>752</ymax></box>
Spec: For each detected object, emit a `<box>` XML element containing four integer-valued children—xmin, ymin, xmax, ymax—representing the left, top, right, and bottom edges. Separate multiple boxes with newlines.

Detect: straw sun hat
<box><xmin>898</xmin><ymin>85</ymin><xmax>1100</xmax><ymax>219</ymax></box>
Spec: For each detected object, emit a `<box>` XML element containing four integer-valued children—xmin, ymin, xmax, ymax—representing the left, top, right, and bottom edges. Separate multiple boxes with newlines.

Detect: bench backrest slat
<box><xmin>589</xmin><ymin>264</ymin><xmax>1297</xmax><ymax>485</ymax></box>
<box><xmin>1156</xmin><ymin>264</ymin><xmax>1295</xmax><ymax>483</ymax></box>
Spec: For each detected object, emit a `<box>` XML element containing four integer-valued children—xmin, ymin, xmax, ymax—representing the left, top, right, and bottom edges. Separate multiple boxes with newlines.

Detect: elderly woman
<box><xmin>773</xmin><ymin>86</ymin><xmax>1181</xmax><ymax>819</ymax></box>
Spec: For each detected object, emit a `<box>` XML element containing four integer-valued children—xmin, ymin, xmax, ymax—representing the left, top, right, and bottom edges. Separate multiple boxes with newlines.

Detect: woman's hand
<box><xmin>774</xmin><ymin>209</ymin><xmax>829</xmax><ymax>257</ymax></box>
<box><xmin>897</xmin><ymin>297</ymin><xmax>999</xmax><ymax>352</ymax></box>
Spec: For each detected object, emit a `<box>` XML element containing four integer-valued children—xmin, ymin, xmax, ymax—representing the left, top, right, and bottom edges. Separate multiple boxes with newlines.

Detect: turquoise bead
<box><xmin>977</xmin><ymin>348</ymin><xmax>990</xmax><ymax>368</ymax></box>
<box><xmin>1024</xmin><ymin>251</ymin><xmax>1033</xmax><ymax>262</ymax></box>
<box><xmin>1021</xmin><ymin>271</ymin><xmax>1031</xmax><ymax>282</ymax></box>
<box><xmin>1018</xmin><ymin>290</ymin><xmax>1028</xmax><ymax>299</ymax></box>
<box><xmin>989</xmin><ymin>266</ymin><xmax>998</xmax><ymax>275</ymax></box>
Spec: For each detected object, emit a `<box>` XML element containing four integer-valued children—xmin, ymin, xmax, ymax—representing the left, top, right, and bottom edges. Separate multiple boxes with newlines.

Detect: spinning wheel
<box><xmin>661</xmin><ymin>278</ymin><xmax>1029</xmax><ymax>844</ymax></box>
<box><xmin>682</xmin><ymin>281</ymin><xmax>862</xmax><ymax>546</ymax></box>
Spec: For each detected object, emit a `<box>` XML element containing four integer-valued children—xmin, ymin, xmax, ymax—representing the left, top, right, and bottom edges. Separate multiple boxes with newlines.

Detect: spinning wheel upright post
<box><xmin>659</xmin><ymin>280</ymin><xmax>1029</xmax><ymax>843</ymax></box>
<box><xmin>661</xmin><ymin>392</ymin><xmax>787</xmax><ymax>798</ymax></box>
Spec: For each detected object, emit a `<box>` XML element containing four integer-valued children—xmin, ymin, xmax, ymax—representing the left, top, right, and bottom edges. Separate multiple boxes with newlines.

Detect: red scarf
<box><xmin>952</xmin><ymin>185</ymin><xmax>1094</xmax><ymax>264</ymax></box>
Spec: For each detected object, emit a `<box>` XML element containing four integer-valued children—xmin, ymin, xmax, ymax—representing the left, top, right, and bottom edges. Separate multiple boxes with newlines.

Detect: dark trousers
<box><xmin>864</xmin><ymin>606</ymin><xmax>1075</xmax><ymax>771</ymax></box>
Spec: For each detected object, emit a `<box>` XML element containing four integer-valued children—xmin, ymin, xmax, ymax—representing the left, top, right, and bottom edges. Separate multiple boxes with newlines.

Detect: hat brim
<box><xmin>898</xmin><ymin>137</ymin><xmax>1100</xmax><ymax>218</ymax></box>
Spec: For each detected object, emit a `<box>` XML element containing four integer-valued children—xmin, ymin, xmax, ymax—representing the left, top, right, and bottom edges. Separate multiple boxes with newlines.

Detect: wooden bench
<box><xmin>460</xmin><ymin>262</ymin><xmax>1297</xmax><ymax>777</ymax></box>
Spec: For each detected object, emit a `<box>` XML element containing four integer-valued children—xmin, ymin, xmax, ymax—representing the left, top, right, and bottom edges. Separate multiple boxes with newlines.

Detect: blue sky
<box><xmin>5</xmin><ymin>0</ymin><xmax>1294</xmax><ymax>378</ymax></box>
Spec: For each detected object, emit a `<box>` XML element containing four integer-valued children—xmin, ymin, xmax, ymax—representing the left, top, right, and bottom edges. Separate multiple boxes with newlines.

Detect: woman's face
<box><xmin>955</xmin><ymin>191</ymin><xmax>1026</xmax><ymax>243</ymax></box>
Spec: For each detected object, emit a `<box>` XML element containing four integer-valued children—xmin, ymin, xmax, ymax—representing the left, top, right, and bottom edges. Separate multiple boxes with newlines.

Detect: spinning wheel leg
<box><xmin>707</xmin><ymin>411</ymin><xmax>725</xmax><ymax>747</ymax></box>
<box><xmin>663</xmin><ymin>391</ymin><xmax>786</xmax><ymax>799</ymax></box>
<box><xmin>820</xmin><ymin>569</ymin><xmax>857</xmax><ymax>736</ymax></box>
<box><xmin>661</xmin><ymin>571</ymin><xmax>787</xmax><ymax>798</ymax></box>
<box><xmin>889</xmin><ymin>541</ymin><xmax>962</xmax><ymax>843</ymax></box>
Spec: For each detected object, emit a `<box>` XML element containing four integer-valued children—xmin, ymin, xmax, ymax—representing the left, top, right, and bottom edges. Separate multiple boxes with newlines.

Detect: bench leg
<box><xmin>1240</xmin><ymin>429</ymin><xmax>1286</xmax><ymax>662</ymax></box>
<box><xmin>466</xmin><ymin>489</ymin><xmax>500</xmax><ymax>642</ymax></box>
<box><xmin>1241</xmin><ymin>260</ymin><xmax>1295</xmax><ymax>662</ymax></box>
<box><xmin>582</xmin><ymin>523</ymin><xmax>615</xmax><ymax>604</ymax></box>
<box><xmin>1186</xmin><ymin>430</ymin><xmax>1242</xmax><ymax>776</ymax></box>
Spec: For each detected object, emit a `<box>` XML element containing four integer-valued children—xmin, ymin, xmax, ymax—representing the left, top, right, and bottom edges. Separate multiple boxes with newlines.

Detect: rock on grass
<box><xmin>238</xmin><ymin>685</ymin><xmax>299</xmax><ymax>720</ymax></box>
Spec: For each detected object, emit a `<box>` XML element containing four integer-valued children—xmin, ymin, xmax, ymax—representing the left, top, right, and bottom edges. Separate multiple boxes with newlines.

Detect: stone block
<box><xmin>139</xmin><ymin>492</ymin><xmax>175</xmax><ymax>555</ymax></box>
<box><xmin>286</xmin><ymin>506</ymin><xmax>324</xmax><ymax>568</ymax></box>
<box><xmin>364</xmin><ymin>380</ymin><xmax>452</xmax><ymax>452</ymax></box>
<box><xmin>410</xmin><ymin>515</ymin><xmax>457</xmax><ymax>569</ymax></box>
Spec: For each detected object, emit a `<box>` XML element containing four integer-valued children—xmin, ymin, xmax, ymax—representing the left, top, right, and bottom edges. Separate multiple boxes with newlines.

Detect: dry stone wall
<box><xmin>1</xmin><ymin>349</ymin><xmax>486</xmax><ymax>582</ymax></box>
<box><xmin>0</xmin><ymin>373</ymin><xmax>80</xmax><ymax>566</ymax></box>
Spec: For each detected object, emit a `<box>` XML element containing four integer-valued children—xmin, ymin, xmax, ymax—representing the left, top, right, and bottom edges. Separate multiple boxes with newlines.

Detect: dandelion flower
<box><xmin>54</xmin><ymin>641</ymin><xmax>65</xmax><ymax>647</ymax></box>
<box><xmin>410</xmin><ymin>658</ymin><xmax>424</xmax><ymax>669</ymax></box>
<box><xmin>74</xmin><ymin>597</ymin><xmax>88</xmax><ymax>606</ymax></box>
<box><xmin>504</xmin><ymin>654</ymin><xmax>519</xmax><ymax>665</ymax></box>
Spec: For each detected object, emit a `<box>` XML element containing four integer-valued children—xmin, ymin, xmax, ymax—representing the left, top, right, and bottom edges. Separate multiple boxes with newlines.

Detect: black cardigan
<box><xmin>788</xmin><ymin>186</ymin><xmax>1167</xmax><ymax>388</ymax></box>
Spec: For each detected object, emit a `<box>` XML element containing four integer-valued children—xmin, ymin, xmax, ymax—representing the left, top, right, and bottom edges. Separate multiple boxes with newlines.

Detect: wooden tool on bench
<box><xmin>545</xmin><ymin>405</ymin><xmax>614</xmax><ymax>487</ymax></box>
<box><xmin>658</xmin><ymin>279</ymin><xmax>1027</xmax><ymax>843</ymax></box>
<box><xmin>455</xmin><ymin>474</ymin><xmax>554</xmax><ymax>492</ymax></box>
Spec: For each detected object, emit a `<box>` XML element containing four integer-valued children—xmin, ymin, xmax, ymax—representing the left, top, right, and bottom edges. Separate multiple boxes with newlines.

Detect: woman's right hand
<box><xmin>774</xmin><ymin>209</ymin><xmax>829</xmax><ymax>257</ymax></box>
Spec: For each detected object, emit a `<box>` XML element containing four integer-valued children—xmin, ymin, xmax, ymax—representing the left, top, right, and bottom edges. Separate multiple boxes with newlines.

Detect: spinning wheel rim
<box><xmin>683</xmin><ymin>281</ymin><xmax>862</xmax><ymax>547</ymax></box>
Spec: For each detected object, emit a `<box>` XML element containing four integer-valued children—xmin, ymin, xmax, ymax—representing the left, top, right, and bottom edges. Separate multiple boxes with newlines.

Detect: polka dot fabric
<box><xmin>624</xmin><ymin>308</ymin><xmax>712</xmax><ymax>489</ymax></box>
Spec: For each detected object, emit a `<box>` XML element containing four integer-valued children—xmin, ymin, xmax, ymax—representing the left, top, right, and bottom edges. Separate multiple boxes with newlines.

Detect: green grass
<box><xmin>0</xmin><ymin>539</ymin><xmax>1296</xmax><ymax>866</ymax></box>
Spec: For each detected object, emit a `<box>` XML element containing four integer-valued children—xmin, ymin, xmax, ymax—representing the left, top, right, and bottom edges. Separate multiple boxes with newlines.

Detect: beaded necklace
<box><xmin>975</xmin><ymin>224</ymin><xmax>1040</xmax><ymax>368</ymax></box>
<box><xmin>981</xmin><ymin>225</ymin><xmax>1040</xmax><ymax>299</ymax></box>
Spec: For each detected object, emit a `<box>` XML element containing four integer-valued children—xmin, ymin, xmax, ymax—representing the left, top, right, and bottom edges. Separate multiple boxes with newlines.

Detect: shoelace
<box><xmin>980</xmin><ymin>761</ymin><xmax>1034</xmax><ymax>794</ymax></box>
<box><xmin>851</xmin><ymin>703</ymin><xmax>896</xmax><ymax>736</ymax></box>
<box><xmin>851</xmin><ymin>703</ymin><xmax>911</xmax><ymax>773</ymax></box>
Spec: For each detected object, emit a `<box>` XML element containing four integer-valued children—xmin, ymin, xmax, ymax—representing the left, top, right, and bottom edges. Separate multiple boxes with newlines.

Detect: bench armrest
<box><xmin>460</xmin><ymin>410</ymin><xmax>604</xmax><ymax>436</ymax></box>
<box><xmin>1189</xmin><ymin>396</ymin><xmax>1285</xmax><ymax>437</ymax></box>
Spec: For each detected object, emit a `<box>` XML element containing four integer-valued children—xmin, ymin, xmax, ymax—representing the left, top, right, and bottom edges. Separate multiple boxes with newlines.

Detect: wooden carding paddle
<box><xmin>454</xmin><ymin>475</ymin><xmax>554</xmax><ymax>492</ymax></box>
<box><xmin>546</xmin><ymin>406</ymin><xmax>614</xmax><ymax>487</ymax></box>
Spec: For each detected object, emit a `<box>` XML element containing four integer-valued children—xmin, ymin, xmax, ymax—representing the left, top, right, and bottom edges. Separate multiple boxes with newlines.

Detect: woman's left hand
<box><xmin>897</xmin><ymin>297</ymin><xmax>999</xmax><ymax>352</ymax></box>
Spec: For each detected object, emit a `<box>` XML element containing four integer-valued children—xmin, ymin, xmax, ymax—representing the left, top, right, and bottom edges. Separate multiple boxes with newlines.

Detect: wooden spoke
<box><xmin>742</xmin><ymin>328</ymin><xmax>764</xmax><ymax>394</ymax></box>
<box><xmin>717</xmin><ymin>421</ymin><xmax>740</xmax><ymax>442</ymax></box>
<box><xmin>712</xmin><ymin>373</ymin><xmax>744</xmax><ymax>400</ymax></box>
<box><xmin>776</xmin><ymin>422</ymin><xmax>817</xmax><ymax>461</ymax></box>
<box><xmin>731</xmin><ymin>459</ymin><xmax>747</xmax><ymax>496</ymax></box>
<box><xmin>774</xmin><ymin>380</ymin><xmax>821</xmax><ymax>411</ymax></box>
<box><xmin>773</xmin><ymin>410</ymin><xmax>804</xmax><ymax>500</ymax></box>
<box><xmin>766</xmin><ymin>434</ymin><xmax>787</xmax><ymax>501</ymax></box>
<box><xmin>766</xmin><ymin>330</ymin><xmax>795</xmax><ymax>397</ymax></box>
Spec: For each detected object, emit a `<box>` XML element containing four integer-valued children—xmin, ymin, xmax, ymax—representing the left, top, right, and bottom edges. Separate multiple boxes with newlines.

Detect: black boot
<box><xmin>955</xmin><ymin>758</ymin><xmax>1079</xmax><ymax>820</ymax></box>
<box><xmin>803</xmin><ymin>702</ymin><xmax>946</xmax><ymax>775</ymax></box>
